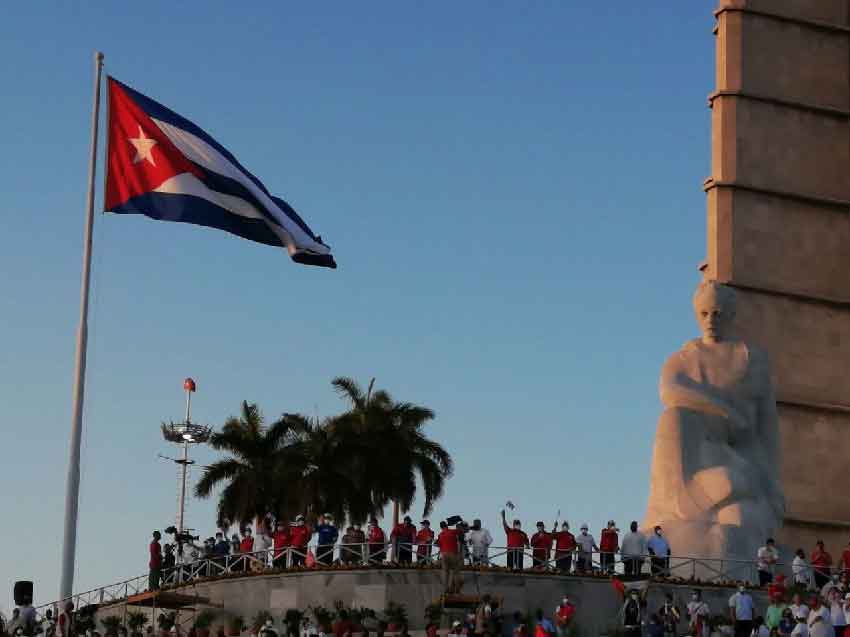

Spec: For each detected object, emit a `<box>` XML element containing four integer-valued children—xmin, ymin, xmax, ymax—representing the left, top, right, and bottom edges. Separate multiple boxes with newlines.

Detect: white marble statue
<box><xmin>644</xmin><ymin>280</ymin><xmax>784</xmax><ymax>566</ymax></box>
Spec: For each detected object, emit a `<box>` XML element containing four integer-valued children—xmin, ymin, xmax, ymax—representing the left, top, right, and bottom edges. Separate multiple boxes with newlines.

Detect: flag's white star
<box><xmin>128</xmin><ymin>124</ymin><xmax>157</xmax><ymax>166</ymax></box>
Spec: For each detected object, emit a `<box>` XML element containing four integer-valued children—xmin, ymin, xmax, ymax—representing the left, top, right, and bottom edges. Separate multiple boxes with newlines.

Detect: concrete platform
<box><xmin>97</xmin><ymin>568</ymin><xmax>769</xmax><ymax>637</ymax></box>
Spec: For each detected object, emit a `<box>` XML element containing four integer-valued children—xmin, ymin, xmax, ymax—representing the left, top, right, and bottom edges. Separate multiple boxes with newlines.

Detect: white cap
<box><xmin>580</xmin><ymin>523</ymin><xmax>588</xmax><ymax>530</ymax></box>
<box><xmin>295</xmin><ymin>514</ymin><xmax>305</xmax><ymax>521</ymax></box>
<box><xmin>452</xmin><ymin>621</ymin><xmax>461</xmax><ymax>628</ymax></box>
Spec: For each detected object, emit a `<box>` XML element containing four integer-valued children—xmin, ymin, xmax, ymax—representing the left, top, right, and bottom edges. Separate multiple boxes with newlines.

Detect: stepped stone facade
<box><xmin>706</xmin><ymin>0</ymin><xmax>850</xmax><ymax>556</ymax></box>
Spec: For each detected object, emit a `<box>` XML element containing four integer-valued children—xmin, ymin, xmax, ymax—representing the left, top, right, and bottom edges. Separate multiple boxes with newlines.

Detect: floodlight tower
<box><xmin>161</xmin><ymin>378</ymin><xmax>212</xmax><ymax>532</ymax></box>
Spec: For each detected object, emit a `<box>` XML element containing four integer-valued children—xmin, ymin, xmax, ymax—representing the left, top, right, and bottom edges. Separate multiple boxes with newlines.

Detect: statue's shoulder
<box><xmin>660</xmin><ymin>339</ymin><xmax>701</xmax><ymax>374</ymax></box>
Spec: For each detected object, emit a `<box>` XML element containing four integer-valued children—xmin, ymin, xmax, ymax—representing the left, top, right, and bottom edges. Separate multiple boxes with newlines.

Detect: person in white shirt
<box><xmin>575</xmin><ymin>524</ymin><xmax>598</xmax><ymax>573</ymax></box>
<box><xmin>807</xmin><ymin>597</ymin><xmax>831</xmax><ymax>637</ymax></box>
<box><xmin>687</xmin><ymin>590</ymin><xmax>711</xmax><ymax>637</ymax></box>
<box><xmin>791</xmin><ymin>594</ymin><xmax>811</xmax><ymax>625</ymax></box>
<box><xmin>757</xmin><ymin>538</ymin><xmax>780</xmax><ymax>587</ymax></box>
<box><xmin>792</xmin><ymin>614</ymin><xmax>810</xmax><ymax>637</ymax></box>
<box><xmin>621</xmin><ymin>521</ymin><xmax>647</xmax><ymax>577</ymax></box>
<box><xmin>795</xmin><ymin>549</ymin><xmax>813</xmax><ymax>590</ymax></box>
<box><xmin>253</xmin><ymin>522</ymin><xmax>273</xmax><ymax>569</ymax></box>
<box><xmin>730</xmin><ymin>586</ymin><xmax>755</xmax><ymax>637</ymax></box>
<box><xmin>468</xmin><ymin>519</ymin><xmax>493</xmax><ymax>566</ymax></box>
<box><xmin>828</xmin><ymin>589</ymin><xmax>846</xmax><ymax>637</ymax></box>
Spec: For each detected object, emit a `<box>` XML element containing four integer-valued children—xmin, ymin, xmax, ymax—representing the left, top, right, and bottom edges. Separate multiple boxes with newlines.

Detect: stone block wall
<box><xmin>707</xmin><ymin>0</ymin><xmax>850</xmax><ymax>555</ymax></box>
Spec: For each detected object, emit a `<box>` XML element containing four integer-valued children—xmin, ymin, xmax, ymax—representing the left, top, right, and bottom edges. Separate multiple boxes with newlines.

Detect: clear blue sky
<box><xmin>0</xmin><ymin>1</ymin><xmax>715</xmax><ymax>610</ymax></box>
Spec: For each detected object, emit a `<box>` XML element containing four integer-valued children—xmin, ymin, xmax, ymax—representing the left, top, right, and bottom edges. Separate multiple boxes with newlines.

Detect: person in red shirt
<box><xmin>391</xmin><ymin>515</ymin><xmax>417</xmax><ymax>564</ymax></box>
<box><xmin>437</xmin><ymin>520</ymin><xmax>463</xmax><ymax>593</ymax></box>
<box><xmin>289</xmin><ymin>514</ymin><xmax>312</xmax><ymax>567</ymax></box>
<box><xmin>416</xmin><ymin>520</ymin><xmax>435</xmax><ymax>564</ymax></box>
<box><xmin>333</xmin><ymin>610</ymin><xmax>354</xmax><ymax>637</ymax></box>
<box><xmin>502</xmin><ymin>509</ymin><xmax>530</xmax><ymax>571</ymax></box>
<box><xmin>552</xmin><ymin>522</ymin><xmax>576</xmax><ymax>573</ymax></box>
<box><xmin>367</xmin><ymin>518</ymin><xmax>386</xmax><ymax>564</ymax></box>
<box><xmin>530</xmin><ymin>522</ymin><xmax>554</xmax><ymax>570</ymax></box>
<box><xmin>555</xmin><ymin>596</ymin><xmax>576</xmax><ymax>637</ymax></box>
<box><xmin>149</xmin><ymin>530</ymin><xmax>162</xmax><ymax>590</ymax></box>
<box><xmin>841</xmin><ymin>539</ymin><xmax>850</xmax><ymax>578</ymax></box>
<box><xmin>811</xmin><ymin>540</ymin><xmax>833</xmax><ymax>589</ymax></box>
<box><xmin>600</xmin><ymin>520</ymin><xmax>619</xmax><ymax>574</ymax></box>
<box><xmin>273</xmin><ymin>520</ymin><xmax>291</xmax><ymax>569</ymax></box>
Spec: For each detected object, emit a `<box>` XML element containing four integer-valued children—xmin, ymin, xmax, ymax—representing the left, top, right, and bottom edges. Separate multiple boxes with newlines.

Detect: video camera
<box><xmin>165</xmin><ymin>525</ymin><xmax>200</xmax><ymax>545</ymax></box>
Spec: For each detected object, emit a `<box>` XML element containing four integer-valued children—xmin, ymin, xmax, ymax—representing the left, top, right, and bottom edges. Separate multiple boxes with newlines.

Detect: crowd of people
<box><xmin>146</xmin><ymin>514</ymin><xmax>682</xmax><ymax>590</ymax></box>
<box><xmin>146</xmin><ymin>514</ymin><xmax>850</xmax><ymax>596</ymax></box>
<box><xmin>618</xmin><ymin>578</ymin><xmax>850</xmax><ymax>637</ymax></box>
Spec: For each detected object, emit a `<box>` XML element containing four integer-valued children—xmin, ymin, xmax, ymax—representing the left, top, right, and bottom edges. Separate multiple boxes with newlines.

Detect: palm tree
<box><xmin>194</xmin><ymin>401</ymin><xmax>302</xmax><ymax>528</ymax></box>
<box><xmin>330</xmin><ymin>376</ymin><xmax>453</xmax><ymax>522</ymax></box>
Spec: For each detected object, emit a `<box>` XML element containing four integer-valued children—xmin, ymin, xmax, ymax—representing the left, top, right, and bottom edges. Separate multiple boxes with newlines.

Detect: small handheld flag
<box><xmin>105</xmin><ymin>77</ymin><xmax>336</xmax><ymax>268</ymax></box>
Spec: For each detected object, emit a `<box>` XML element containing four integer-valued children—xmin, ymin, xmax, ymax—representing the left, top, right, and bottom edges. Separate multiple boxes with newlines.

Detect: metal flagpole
<box><xmin>177</xmin><ymin>383</ymin><xmax>193</xmax><ymax>533</ymax></box>
<box><xmin>59</xmin><ymin>50</ymin><xmax>104</xmax><ymax>602</ymax></box>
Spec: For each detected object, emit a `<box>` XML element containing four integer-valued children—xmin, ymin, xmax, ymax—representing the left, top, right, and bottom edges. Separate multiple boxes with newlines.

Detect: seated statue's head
<box><xmin>693</xmin><ymin>280</ymin><xmax>736</xmax><ymax>344</ymax></box>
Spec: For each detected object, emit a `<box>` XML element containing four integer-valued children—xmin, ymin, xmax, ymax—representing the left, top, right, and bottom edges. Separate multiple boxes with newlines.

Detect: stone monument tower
<box><xmin>703</xmin><ymin>1</ymin><xmax>850</xmax><ymax>557</ymax></box>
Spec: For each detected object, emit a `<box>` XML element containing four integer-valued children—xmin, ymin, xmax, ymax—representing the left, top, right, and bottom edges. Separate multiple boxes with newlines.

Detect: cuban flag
<box><xmin>105</xmin><ymin>77</ymin><xmax>336</xmax><ymax>268</ymax></box>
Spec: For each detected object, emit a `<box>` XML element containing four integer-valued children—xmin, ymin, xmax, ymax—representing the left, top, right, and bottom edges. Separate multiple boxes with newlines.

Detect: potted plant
<box><xmin>128</xmin><ymin>613</ymin><xmax>149</xmax><ymax>637</ymax></box>
<box><xmin>383</xmin><ymin>602</ymin><xmax>408</xmax><ymax>632</ymax></box>
<box><xmin>101</xmin><ymin>616</ymin><xmax>123</xmax><ymax>637</ymax></box>
<box><xmin>251</xmin><ymin>612</ymin><xmax>273</xmax><ymax>635</ymax></box>
<box><xmin>157</xmin><ymin>613</ymin><xmax>176</xmax><ymax>637</ymax></box>
<box><xmin>194</xmin><ymin>612</ymin><xmax>216</xmax><ymax>637</ymax></box>
<box><xmin>226</xmin><ymin>617</ymin><xmax>244</xmax><ymax>637</ymax></box>
<box><xmin>282</xmin><ymin>611</ymin><xmax>303</xmax><ymax>637</ymax></box>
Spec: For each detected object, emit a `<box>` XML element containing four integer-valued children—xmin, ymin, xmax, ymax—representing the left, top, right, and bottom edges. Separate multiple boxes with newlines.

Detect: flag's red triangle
<box><xmin>105</xmin><ymin>78</ymin><xmax>203</xmax><ymax>211</ymax></box>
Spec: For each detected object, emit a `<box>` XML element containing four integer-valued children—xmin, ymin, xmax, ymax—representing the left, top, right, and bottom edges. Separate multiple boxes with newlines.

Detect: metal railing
<box><xmin>34</xmin><ymin>542</ymin><xmax>808</xmax><ymax>622</ymax></box>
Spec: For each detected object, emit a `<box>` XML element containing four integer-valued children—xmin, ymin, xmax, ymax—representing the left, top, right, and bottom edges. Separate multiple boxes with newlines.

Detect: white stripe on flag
<box><xmin>151</xmin><ymin>118</ymin><xmax>328</xmax><ymax>255</ymax></box>
<box><xmin>153</xmin><ymin>173</ymin><xmax>294</xmax><ymax>250</ymax></box>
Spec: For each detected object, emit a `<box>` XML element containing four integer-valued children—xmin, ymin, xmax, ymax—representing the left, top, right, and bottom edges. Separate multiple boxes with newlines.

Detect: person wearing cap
<box><xmin>758</xmin><ymin>538</ymin><xmax>780</xmax><ymax>587</ymax></box>
<box><xmin>449</xmin><ymin>621</ymin><xmax>463</xmax><ymax>636</ymax></box>
<box><xmin>273</xmin><ymin>520</ymin><xmax>291</xmax><ymax>568</ymax></box>
<box><xmin>647</xmin><ymin>526</ymin><xmax>671</xmax><ymax>577</ymax></box>
<box><xmin>367</xmin><ymin>517</ymin><xmax>386</xmax><ymax>564</ymax></box>
<box><xmin>621</xmin><ymin>521</ymin><xmax>646</xmax><ymax>577</ymax></box>
<box><xmin>552</xmin><ymin>521</ymin><xmax>576</xmax><ymax>573</ymax></box>
<box><xmin>149</xmin><ymin>530</ymin><xmax>163</xmax><ymax>590</ymax></box>
<box><xmin>290</xmin><ymin>515</ymin><xmax>312</xmax><ymax>566</ymax></box>
<box><xmin>416</xmin><ymin>520</ymin><xmax>435</xmax><ymax>563</ymax></box>
<box><xmin>351</xmin><ymin>523</ymin><xmax>366</xmax><ymax>565</ymax></box>
<box><xmin>214</xmin><ymin>532</ymin><xmax>230</xmax><ymax>557</ymax></box>
<box><xmin>390</xmin><ymin>515</ymin><xmax>417</xmax><ymax>565</ymax></box>
<box><xmin>600</xmin><ymin>521</ymin><xmax>620</xmax><ymax>575</ymax></box>
<box><xmin>437</xmin><ymin>520</ymin><xmax>464</xmax><ymax>593</ymax></box>
<box><xmin>501</xmin><ymin>509</ymin><xmax>530</xmax><ymax>571</ymax></box>
<box><xmin>531</xmin><ymin>521</ymin><xmax>554</xmax><ymax>570</ymax></box>
<box><xmin>812</xmin><ymin>542</ymin><xmax>834</xmax><ymax>590</ymax></box>
<box><xmin>575</xmin><ymin>524</ymin><xmax>598</xmax><ymax>573</ymax></box>
<box><xmin>728</xmin><ymin>585</ymin><xmax>755</xmax><ymax>637</ymax></box>
<box><xmin>554</xmin><ymin>596</ymin><xmax>576</xmax><ymax>637</ymax></box>
<box><xmin>468</xmin><ymin>519</ymin><xmax>493</xmax><ymax>567</ymax></box>
<box><xmin>315</xmin><ymin>514</ymin><xmax>339</xmax><ymax>566</ymax></box>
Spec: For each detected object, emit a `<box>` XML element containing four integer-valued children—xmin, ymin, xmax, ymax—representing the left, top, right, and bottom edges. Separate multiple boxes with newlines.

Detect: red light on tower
<box><xmin>184</xmin><ymin>378</ymin><xmax>196</xmax><ymax>393</ymax></box>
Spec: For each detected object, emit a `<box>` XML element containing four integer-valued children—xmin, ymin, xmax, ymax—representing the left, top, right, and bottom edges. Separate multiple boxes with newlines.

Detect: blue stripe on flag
<box><xmin>111</xmin><ymin>192</ymin><xmax>287</xmax><ymax>249</ymax></box>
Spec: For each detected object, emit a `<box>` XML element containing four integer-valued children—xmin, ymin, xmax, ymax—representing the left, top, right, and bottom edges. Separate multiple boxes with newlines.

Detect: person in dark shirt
<box><xmin>315</xmin><ymin>514</ymin><xmax>339</xmax><ymax>565</ymax></box>
<box><xmin>149</xmin><ymin>531</ymin><xmax>162</xmax><ymax>590</ymax></box>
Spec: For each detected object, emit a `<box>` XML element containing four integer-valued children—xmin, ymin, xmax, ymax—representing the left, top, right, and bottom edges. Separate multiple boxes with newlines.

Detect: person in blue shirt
<box><xmin>315</xmin><ymin>514</ymin><xmax>339</xmax><ymax>565</ymax></box>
